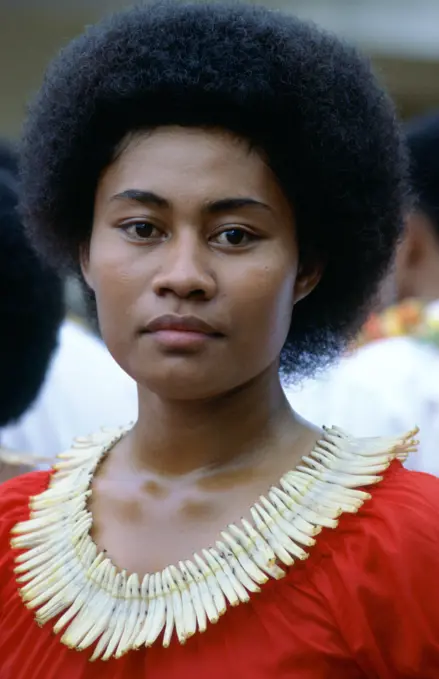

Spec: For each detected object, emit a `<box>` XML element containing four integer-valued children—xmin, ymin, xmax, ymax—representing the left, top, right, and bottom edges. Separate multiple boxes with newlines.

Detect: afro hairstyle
<box><xmin>405</xmin><ymin>111</ymin><xmax>439</xmax><ymax>238</ymax></box>
<box><xmin>19</xmin><ymin>1</ymin><xmax>409</xmax><ymax>376</ymax></box>
<box><xmin>0</xmin><ymin>142</ymin><xmax>64</xmax><ymax>426</ymax></box>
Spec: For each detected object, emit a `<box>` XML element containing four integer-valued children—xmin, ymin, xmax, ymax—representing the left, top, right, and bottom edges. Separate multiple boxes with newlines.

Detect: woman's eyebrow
<box><xmin>111</xmin><ymin>190</ymin><xmax>273</xmax><ymax>215</ymax></box>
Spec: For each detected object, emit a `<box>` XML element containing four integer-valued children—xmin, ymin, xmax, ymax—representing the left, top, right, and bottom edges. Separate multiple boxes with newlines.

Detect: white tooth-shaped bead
<box><xmin>63</xmin><ymin>558</ymin><xmax>112</xmax><ymax>647</ymax></box>
<box><xmin>267</xmin><ymin>486</ymin><xmax>300</xmax><ymax>513</ymax></box>
<box><xmin>297</xmin><ymin>484</ymin><xmax>338</xmax><ymax>507</ymax></box>
<box><xmin>207</xmin><ymin>547</ymin><xmax>248</xmax><ymax>603</ymax></box>
<box><xmin>193</xmin><ymin>553</ymin><xmax>227</xmax><ymax>616</ymax></box>
<box><xmin>220</xmin><ymin>530</ymin><xmax>267</xmax><ymax>587</ymax></box>
<box><xmin>13</xmin><ymin>515</ymin><xmax>61</xmax><ymax>534</ymax></box>
<box><xmin>29</xmin><ymin>551</ymin><xmax>104</xmax><ymax>611</ymax></box>
<box><xmin>20</xmin><ymin>548</ymin><xmax>74</xmax><ymax>594</ymax></box>
<box><xmin>127</xmin><ymin>574</ymin><xmax>149</xmax><ymax>649</ymax></box>
<box><xmin>305</xmin><ymin>453</ymin><xmax>391</xmax><ymax>475</ymax></box>
<box><xmin>281</xmin><ymin>479</ymin><xmax>340</xmax><ymax>525</ymax></box>
<box><xmin>76</xmin><ymin>563</ymin><xmax>117</xmax><ymax>650</ymax></box>
<box><xmin>15</xmin><ymin>540</ymin><xmax>62</xmax><ymax>564</ymax></box>
<box><xmin>82</xmin><ymin>571</ymin><xmax>122</xmax><ymax>660</ymax></box>
<box><xmin>71</xmin><ymin>516</ymin><xmax>93</xmax><ymax>542</ymax></box>
<box><xmin>115</xmin><ymin>573</ymin><xmax>141</xmax><ymax>657</ymax></box>
<box><xmin>300</xmin><ymin>465</ymin><xmax>381</xmax><ymax>488</ymax></box>
<box><xmin>21</xmin><ymin>537</ymin><xmax>80</xmax><ymax>595</ymax></box>
<box><xmin>250</xmin><ymin>507</ymin><xmax>293</xmax><ymax>566</ymax></box>
<box><xmin>305</xmin><ymin>490</ymin><xmax>357</xmax><ymax>515</ymax></box>
<box><xmin>336</xmin><ymin>486</ymin><xmax>371</xmax><ymax>501</ymax></box>
<box><xmin>240</xmin><ymin>519</ymin><xmax>286</xmax><ymax>579</ymax></box>
<box><xmin>202</xmin><ymin>548</ymin><xmax>241</xmax><ymax>605</ymax></box>
<box><xmin>166</xmin><ymin>566</ymin><xmax>186</xmax><ymax>644</ymax></box>
<box><xmin>33</xmin><ymin>561</ymin><xmax>85</xmax><ymax>623</ymax></box>
<box><xmin>170</xmin><ymin>565</ymin><xmax>196</xmax><ymax>641</ymax></box>
<box><xmin>178</xmin><ymin>561</ymin><xmax>207</xmax><ymax>633</ymax></box>
<box><xmin>284</xmin><ymin>478</ymin><xmax>365</xmax><ymax>509</ymax></box>
<box><xmin>145</xmin><ymin>572</ymin><xmax>166</xmax><ymax>647</ymax></box>
<box><xmin>51</xmin><ymin>544</ymin><xmax>101</xmax><ymax>635</ymax></box>
<box><xmin>77</xmin><ymin>536</ymin><xmax>96</xmax><ymax>568</ymax></box>
<box><xmin>89</xmin><ymin>613</ymin><xmax>119</xmax><ymax>661</ymax></box>
<box><xmin>259</xmin><ymin>498</ymin><xmax>310</xmax><ymax>558</ymax></box>
<box><xmin>30</xmin><ymin>491</ymin><xmax>79</xmax><ymax>510</ymax></box>
<box><xmin>309</xmin><ymin>449</ymin><xmax>339</xmax><ymax>464</ymax></box>
<box><xmin>133</xmin><ymin>574</ymin><xmax>156</xmax><ymax>648</ymax></box>
<box><xmin>36</xmin><ymin>583</ymin><xmax>81</xmax><ymax>626</ymax></box>
<box><xmin>322</xmin><ymin>485</ymin><xmax>365</xmax><ymax>504</ymax></box>
<box><xmin>299</xmin><ymin>507</ymin><xmax>339</xmax><ymax>528</ymax></box>
<box><xmin>31</xmin><ymin>495</ymin><xmax>87</xmax><ymax>521</ymax></box>
<box><xmin>229</xmin><ymin>522</ymin><xmax>282</xmax><ymax>578</ymax></box>
<box><xmin>101</xmin><ymin>571</ymin><xmax>129</xmax><ymax>661</ymax></box>
<box><xmin>215</xmin><ymin>540</ymin><xmax>260</xmax><ymax>595</ymax></box>
<box><xmin>161</xmin><ymin>569</ymin><xmax>175</xmax><ymax>647</ymax></box>
<box><xmin>268</xmin><ymin>489</ymin><xmax>321</xmax><ymax>538</ymax></box>
<box><xmin>61</xmin><ymin>556</ymin><xmax>108</xmax><ymax>648</ymax></box>
<box><xmin>11</xmin><ymin>528</ymin><xmax>58</xmax><ymax>549</ymax></box>
<box><xmin>185</xmin><ymin>560</ymin><xmax>219</xmax><ymax>623</ymax></box>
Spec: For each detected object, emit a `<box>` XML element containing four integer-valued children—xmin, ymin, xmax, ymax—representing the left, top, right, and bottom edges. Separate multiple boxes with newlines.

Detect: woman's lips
<box><xmin>143</xmin><ymin>314</ymin><xmax>223</xmax><ymax>350</ymax></box>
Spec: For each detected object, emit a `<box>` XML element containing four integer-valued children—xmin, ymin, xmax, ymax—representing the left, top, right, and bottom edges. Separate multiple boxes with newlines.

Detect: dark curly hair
<box><xmin>19</xmin><ymin>2</ymin><xmax>409</xmax><ymax>376</ymax></box>
<box><xmin>406</xmin><ymin>111</ymin><xmax>439</xmax><ymax>239</ymax></box>
<box><xmin>0</xmin><ymin>142</ymin><xmax>64</xmax><ymax>426</ymax></box>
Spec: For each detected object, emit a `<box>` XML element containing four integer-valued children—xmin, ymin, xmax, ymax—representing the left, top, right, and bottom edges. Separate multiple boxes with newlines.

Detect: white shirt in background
<box><xmin>1</xmin><ymin>320</ymin><xmax>138</xmax><ymax>463</ymax></box>
<box><xmin>285</xmin><ymin>302</ymin><xmax>439</xmax><ymax>477</ymax></box>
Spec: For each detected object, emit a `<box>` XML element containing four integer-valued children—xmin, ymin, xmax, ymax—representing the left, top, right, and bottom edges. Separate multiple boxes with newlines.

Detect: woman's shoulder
<box><xmin>315</xmin><ymin>461</ymin><xmax>439</xmax><ymax>566</ymax></box>
<box><xmin>305</xmin><ymin>462</ymin><xmax>439</xmax><ymax>673</ymax></box>
<box><xmin>355</xmin><ymin>461</ymin><xmax>438</xmax><ymax>543</ymax></box>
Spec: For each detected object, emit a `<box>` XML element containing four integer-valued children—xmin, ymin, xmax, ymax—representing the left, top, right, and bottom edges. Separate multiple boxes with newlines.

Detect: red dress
<box><xmin>1</xmin><ymin>462</ymin><xmax>439</xmax><ymax>678</ymax></box>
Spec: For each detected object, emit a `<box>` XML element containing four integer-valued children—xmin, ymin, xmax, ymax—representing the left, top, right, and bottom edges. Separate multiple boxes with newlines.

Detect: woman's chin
<box><xmin>134</xmin><ymin>364</ymin><xmax>247</xmax><ymax>403</ymax></box>
<box><xmin>135</xmin><ymin>371</ymin><xmax>230</xmax><ymax>402</ymax></box>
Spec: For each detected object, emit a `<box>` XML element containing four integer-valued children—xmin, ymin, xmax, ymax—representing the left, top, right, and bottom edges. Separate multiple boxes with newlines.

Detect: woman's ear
<box><xmin>79</xmin><ymin>243</ymin><xmax>94</xmax><ymax>290</ymax></box>
<box><xmin>293</xmin><ymin>254</ymin><xmax>325</xmax><ymax>304</ymax></box>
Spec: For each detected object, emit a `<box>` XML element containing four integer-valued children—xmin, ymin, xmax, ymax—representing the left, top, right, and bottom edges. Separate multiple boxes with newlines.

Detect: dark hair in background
<box><xmin>0</xmin><ymin>142</ymin><xmax>64</xmax><ymax>427</ymax></box>
<box><xmin>19</xmin><ymin>2</ymin><xmax>409</xmax><ymax>377</ymax></box>
<box><xmin>0</xmin><ymin>142</ymin><xmax>18</xmax><ymax>177</ymax></box>
<box><xmin>406</xmin><ymin>111</ymin><xmax>439</xmax><ymax>239</ymax></box>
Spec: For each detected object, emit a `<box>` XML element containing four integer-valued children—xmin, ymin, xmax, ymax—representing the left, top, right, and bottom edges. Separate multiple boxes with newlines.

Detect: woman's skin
<box><xmin>82</xmin><ymin>127</ymin><xmax>323</xmax><ymax>574</ymax></box>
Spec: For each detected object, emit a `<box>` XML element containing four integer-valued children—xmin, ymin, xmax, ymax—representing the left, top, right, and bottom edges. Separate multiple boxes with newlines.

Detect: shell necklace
<box><xmin>11</xmin><ymin>425</ymin><xmax>417</xmax><ymax>661</ymax></box>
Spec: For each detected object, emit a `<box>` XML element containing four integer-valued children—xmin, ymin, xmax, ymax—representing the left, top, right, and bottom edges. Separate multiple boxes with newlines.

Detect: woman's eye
<box><xmin>122</xmin><ymin>222</ymin><xmax>162</xmax><ymax>241</ymax></box>
<box><xmin>213</xmin><ymin>227</ymin><xmax>255</xmax><ymax>247</ymax></box>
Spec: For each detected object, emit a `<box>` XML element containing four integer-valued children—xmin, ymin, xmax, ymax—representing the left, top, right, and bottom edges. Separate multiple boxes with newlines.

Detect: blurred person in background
<box><xmin>287</xmin><ymin>111</ymin><xmax>439</xmax><ymax>476</ymax></box>
<box><xmin>0</xmin><ymin>141</ymin><xmax>64</xmax><ymax>481</ymax></box>
<box><xmin>0</xmin><ymin>142</ymin><xmax>138</xmax><ymax>471</ymax></box>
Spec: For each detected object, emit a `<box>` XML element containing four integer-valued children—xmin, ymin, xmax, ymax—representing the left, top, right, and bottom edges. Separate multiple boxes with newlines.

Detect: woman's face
<box><xmin>84</xmin><ymin>127</ymin><xmax>319</xmax><ymax>400</ymax></box>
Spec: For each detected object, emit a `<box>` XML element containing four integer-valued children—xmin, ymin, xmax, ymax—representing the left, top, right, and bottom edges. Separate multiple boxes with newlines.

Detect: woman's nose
<box><xmin>151</xmin><ymin>237</ymin><xmax>216</xmax><ymax>301</ymax></box>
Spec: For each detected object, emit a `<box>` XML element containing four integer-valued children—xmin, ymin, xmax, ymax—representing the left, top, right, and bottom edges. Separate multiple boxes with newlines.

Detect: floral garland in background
<box><xmin>355</xmin><ymin>299</ymin><xmax>439</xmax><ymax>350</ymax></box>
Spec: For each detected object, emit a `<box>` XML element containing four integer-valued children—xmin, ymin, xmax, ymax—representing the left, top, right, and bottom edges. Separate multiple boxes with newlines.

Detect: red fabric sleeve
<box><xmin>0</xmin><ymin>473</ymin><xmax>51</xmax><ymax>605</ymax></box>
<box><xmin>311</xmin><ymin>463</ymin><xmax>439</xmax><ymax>678</ymax></box>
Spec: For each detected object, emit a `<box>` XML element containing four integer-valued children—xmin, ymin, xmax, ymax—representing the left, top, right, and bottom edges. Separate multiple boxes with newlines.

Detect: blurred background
<box><xmin>2</xmin><ymin>0</ymin><xmax>439</xmax><ymax>139</ymax></box>
<box><xmin>1</xmin><ymin>0</ymin><xmax>439</xmax><ymax>314</ymax></box>
<box><xmin>1</xmin><ymin>0</ymin><xmax>439</xmax><ymax>140</ymax></box>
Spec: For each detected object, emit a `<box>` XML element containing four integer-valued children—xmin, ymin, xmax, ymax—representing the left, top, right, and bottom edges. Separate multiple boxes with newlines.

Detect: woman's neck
<box><xmin>124</xmin><ymin>367</ymin><xmax>307</xmax><ymax>477</ymax></box>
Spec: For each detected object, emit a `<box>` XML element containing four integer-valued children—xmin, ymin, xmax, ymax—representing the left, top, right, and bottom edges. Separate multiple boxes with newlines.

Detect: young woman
<box><xmin>1</xmin><ymin>3</ymin><xmax>438</xmax><ymax>677</ymax></box>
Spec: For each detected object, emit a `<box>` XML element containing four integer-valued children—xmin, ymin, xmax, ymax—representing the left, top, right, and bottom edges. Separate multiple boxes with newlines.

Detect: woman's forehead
<box><xmin>97</xmin><ymin>127</ymin><xmax>285</xmax><ymax>209</ymax></box>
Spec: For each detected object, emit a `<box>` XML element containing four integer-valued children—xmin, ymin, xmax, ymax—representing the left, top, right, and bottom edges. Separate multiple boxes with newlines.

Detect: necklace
<box><xmin>11</xmin><ymin>425</ymin><xmax>417</xmax><ymax>661</ymax></box>
<box><xmin>354</xmin><ymin>299</ymin><xmax>439</xmax><ymax>350</ymax></box>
